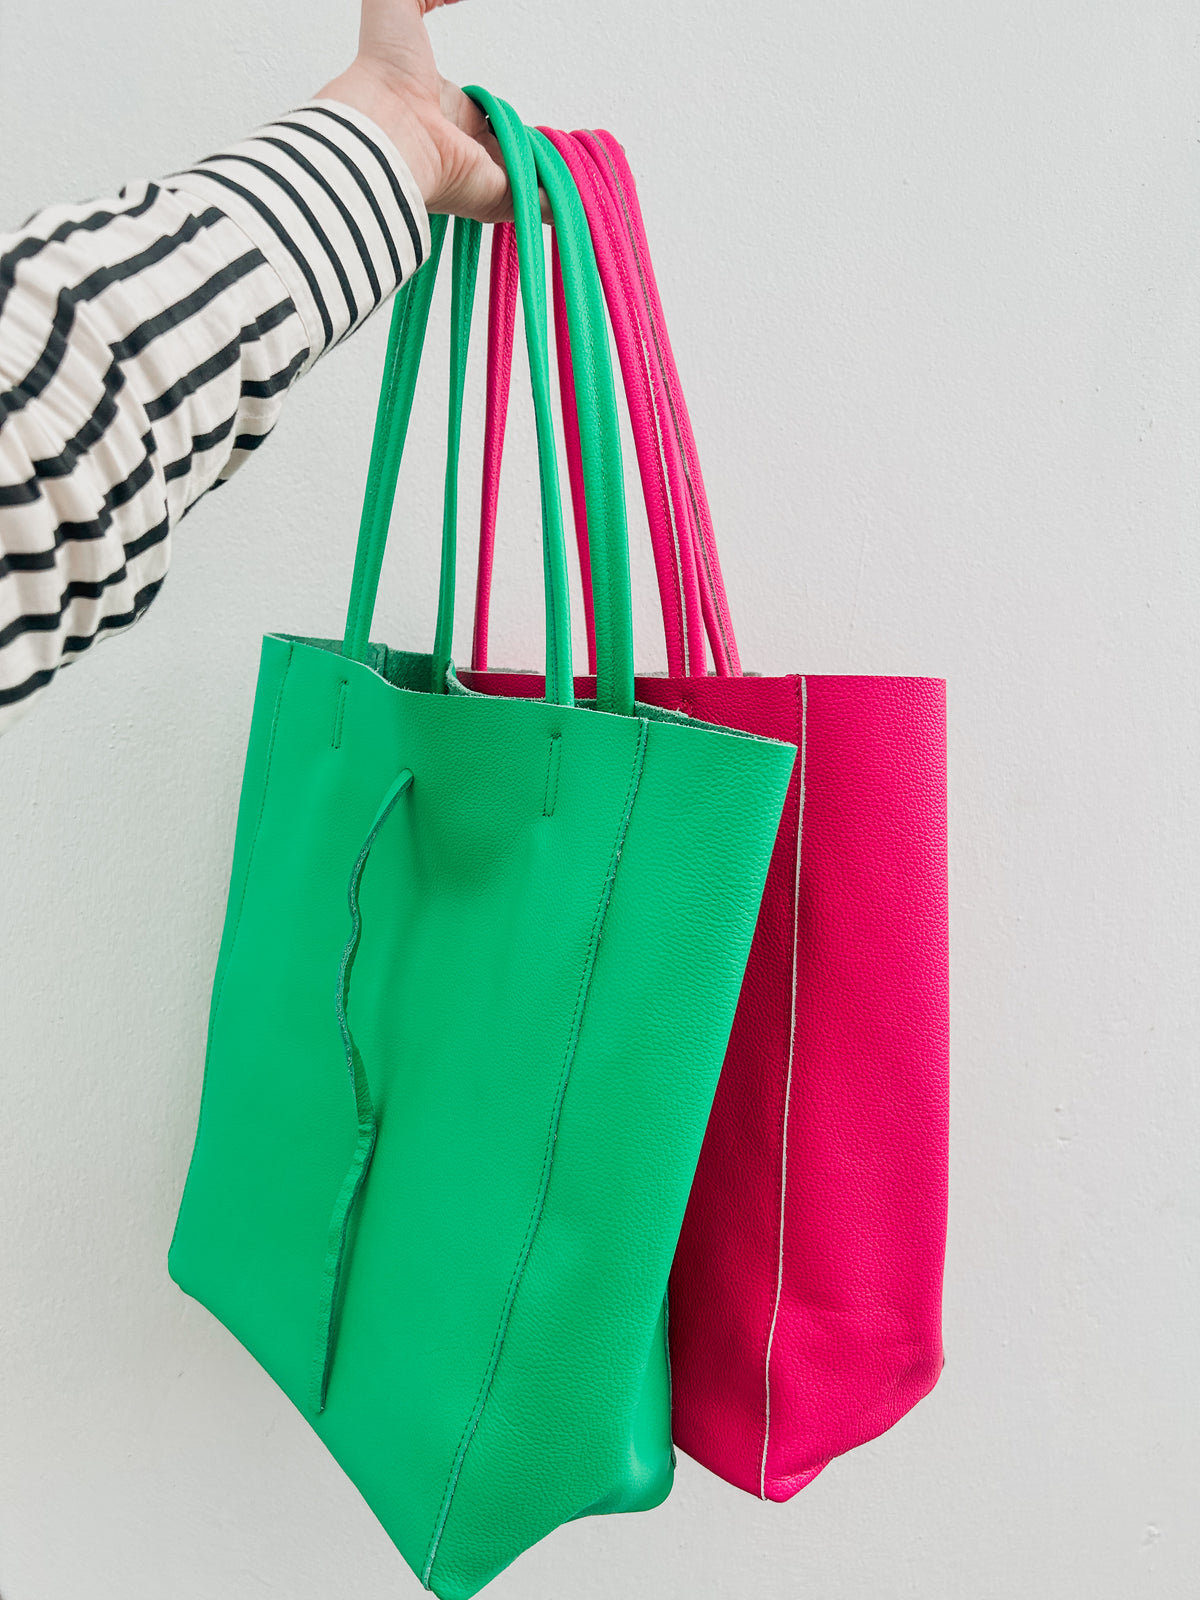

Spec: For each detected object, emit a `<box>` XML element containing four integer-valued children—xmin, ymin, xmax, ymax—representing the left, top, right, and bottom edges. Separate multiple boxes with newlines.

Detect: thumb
<box><xmin>432</xmin><ymin>82</ymin><xmax>510</xmax><ymax>221</ymax></box>
<box><xmin>437</xmin><ymin>83</ymin><xmax>554</xmax><ymax>225</ymax></box>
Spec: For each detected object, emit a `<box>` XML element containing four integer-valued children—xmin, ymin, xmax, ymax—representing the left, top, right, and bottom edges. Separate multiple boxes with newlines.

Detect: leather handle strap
<box><xmin>455</xmin><ymin>89</ymin><xmax>575</xmax><ymax>706</ymax></box>
<box><xmin>340</xmin><ymin>91</ymin><xmax>635</xmax><ymax>714</ymax></box>
<box><xmin>449</xmin><ymin>96</ymin><xmax>635</xmax><ymax>713</ymax></box>
<box><xmin>548</xmin><ymin>227</ymin><xmax>599</xmax><ymax>674</ymax></box>
<box><xmin>545</xmin><ymin>127</ymin><xmax>707</xmax><ymax>677</ymax></box>
<box><xmin>576</xmin><ymin>129</ymin><xmax>740</xmax><ymax>676</ymax></box>
<box><xmin>474</xmin><ymin>129</ymin><xmax>742</xmax><ymax>680</ymax></box>
<box><xmin>472</xmin><ymin>224</ymin><xmax>602</xmax><ymax>678</ymax></box>
<box><xmin>529</xmin><ymin>125</ymin><xmax>636</xmax><ymax>713</ymax></box>
<box><xmin>432</xmin><ymin>215</ymin><xmax>483</xmax><ymax>697</ymax></box>
<box><xmin>474</xmin><ymin>203</ymin><xmax>658</xmax><ymax>676</ymax></box>
<box><xmin>342</xmin><ymin>214</ymin><xmax>449</xmax><ymax>666</ymax></box>
<box><xmin>475</xmin><ymin>152</ymin><xmax>703</xmax><ymax>679</ymax></box>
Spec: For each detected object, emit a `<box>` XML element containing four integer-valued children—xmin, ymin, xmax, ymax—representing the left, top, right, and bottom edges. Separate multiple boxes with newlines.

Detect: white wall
<box><xmin>2</xmin><ymin>1</ymin><xmax>1197</xmax><ymax>1595</ymax></box>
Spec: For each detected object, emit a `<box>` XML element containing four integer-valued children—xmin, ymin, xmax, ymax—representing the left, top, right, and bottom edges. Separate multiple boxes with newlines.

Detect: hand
<box><xmin>316</xmin><ymin>0</ymin><xmax>510</xmax><ymax>222</ymax></box>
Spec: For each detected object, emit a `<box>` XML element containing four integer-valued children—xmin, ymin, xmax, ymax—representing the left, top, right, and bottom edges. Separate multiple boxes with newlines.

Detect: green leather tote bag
<box><xmin>169</xmin><ymin>93</ymin><xmax>795</xmax><ymax>1600</ymax></box>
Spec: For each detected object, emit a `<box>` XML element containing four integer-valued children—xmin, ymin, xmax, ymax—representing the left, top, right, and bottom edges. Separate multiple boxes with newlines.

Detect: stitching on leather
<box><xmin>542</xmin><ymin>734</ymin><xmax>563</xmax><ymax>817</ymax></box>
<box><xmin>759</xmin><ymin>676</ymin><xmax>807</xmax><ymax>1499</ymax></box>
<box><xmin>169</xmin><ymin>641</ymin><xmax>294</xmax><ymax>1257</ymax></box>
<box><xmin>331</xmin><ymin>679</ymin><xmax>348</xmax><ymax>749</ymax></box>
<box><xmin>421</xmin><ymin>718</ymin><xmax>651</xmax><ymax>1588</ymax></box>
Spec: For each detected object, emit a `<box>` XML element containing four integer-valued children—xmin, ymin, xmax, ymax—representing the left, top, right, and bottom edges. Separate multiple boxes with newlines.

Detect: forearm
<box><xmin>0</xmin><ymin>100</ymin><xmax>428</xmax><ymax>733</ymax></box>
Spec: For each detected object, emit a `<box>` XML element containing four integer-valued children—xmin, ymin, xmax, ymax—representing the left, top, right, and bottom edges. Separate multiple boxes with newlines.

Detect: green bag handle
<box><xmin>341</xmin><ymin>211</ymin><xmax>450</xmax><ymax>666</ymax></box>
<box><xmin>521</xmin><ymin>124</ymin><xmax>634</xmax><ymax>715</ymax></box>
<box><xmin>341</xmin><ymin>90</ymin><xmax>636</xmax><ymax>717</ymax></box>
<box><xmin>432</xmin><ymin>112</ymin><xmax>636</xmax><ymax>715</ymax></box>
<box><xmin>431</xmin><ymin>213</ymin><xmax>483</xmax><ymax>698</ymax></box>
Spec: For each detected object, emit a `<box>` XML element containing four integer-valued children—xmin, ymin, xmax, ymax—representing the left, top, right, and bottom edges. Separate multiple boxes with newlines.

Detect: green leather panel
<box><xmin>169</xmin><ymin>94</ymin><xmax>797</xmax><ymax>1599</ymax></box>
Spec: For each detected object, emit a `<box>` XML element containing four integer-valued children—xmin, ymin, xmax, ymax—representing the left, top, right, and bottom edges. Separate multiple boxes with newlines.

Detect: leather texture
<box><xmin>167</xmin><ymin>93</ymin><xmax>795</xmax><ymax>1599</ymax></box>
<box><xmin>467</xmin><ymin>127</ymin><xmax>949</xmax><ymax>1501</ymax></box>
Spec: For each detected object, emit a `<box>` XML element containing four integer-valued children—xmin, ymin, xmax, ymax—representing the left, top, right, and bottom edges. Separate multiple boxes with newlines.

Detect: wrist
<box><xmin>315</xmin><ymin>60</ymin><xmax>441</xmax><ymax>206</ymax></box>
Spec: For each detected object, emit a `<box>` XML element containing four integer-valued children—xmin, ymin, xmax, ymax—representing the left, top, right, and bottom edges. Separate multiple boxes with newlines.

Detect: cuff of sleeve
<box><xmin>169</xmin><ymin>98</ymin><xmax>430</xmax><ymax>369</ymax></box>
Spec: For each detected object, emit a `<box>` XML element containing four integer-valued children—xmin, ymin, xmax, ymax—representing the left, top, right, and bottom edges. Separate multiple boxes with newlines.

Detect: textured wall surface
<box><xmin>1</xmin><ymin>2</ymin><xmax>1198</xmax><ymax>1596</ymax></box>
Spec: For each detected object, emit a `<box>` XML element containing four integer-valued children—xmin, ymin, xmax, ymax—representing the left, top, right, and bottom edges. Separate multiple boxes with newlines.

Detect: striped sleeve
<box><xmin>0</xmin><ymin>99</ymin><xmax>429</xmax><ymax>735</ymax></box>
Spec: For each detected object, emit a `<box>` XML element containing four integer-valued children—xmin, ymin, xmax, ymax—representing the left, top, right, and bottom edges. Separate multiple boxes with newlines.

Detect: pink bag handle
<box><xmin>474</xmin><ymin>145</ymin><xmax>704</xmax><ymax>676</ymax></box>
<box><xmin>474</xmin><ymin>218</ymin><xmax>618</xmax><ymax>672</ymax></box>
<box><xmin>568</xmin><ymin>128</ymin><xmax>740</xmax><ymax>677</ymax></box>
<box><xmin>472</xmin><ymin>130</ymin><xmax>740</xmax><ymax>677</ymax></box>
<box><xmin>545</xmin><ymin>126</ymin><xmax>709</xmax><ymax>677</ymax></box>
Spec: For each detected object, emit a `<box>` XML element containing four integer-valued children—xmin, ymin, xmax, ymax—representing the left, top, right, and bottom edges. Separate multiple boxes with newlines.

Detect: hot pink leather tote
<box><xmin>463</xmin><ymin>128</ymin><xmax>949</xmax><ymax>1501</ymax></box>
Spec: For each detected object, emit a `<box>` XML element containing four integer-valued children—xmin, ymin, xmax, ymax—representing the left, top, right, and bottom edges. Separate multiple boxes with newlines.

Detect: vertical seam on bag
<box><xmin>331</xmin><ymin>679</ymin><xmax>349</xmax><ymax>749</ymax></box>
<box><xmin>662</xmin><ymin>1290</ymin><xmax>676</xmax><ymax>1469</ymax></box>
<box><xmin>421</xmin><ymin>718</ymin><xmax>651</xmax><ymax>1589</ymax></box>
<box><xmin>760</xmin><ymin>675</ymin><xmax>807</xmax><ymax>1500</ymax></box>
<box><xmin>542</xmin><ymin>733</ymin><xmax>563</xmax><ymax>817</ymax></box>
<box><xmin>169</xmin><ymin>643</ymin><xmax>294</xmax><ymax>1257</ymax></box>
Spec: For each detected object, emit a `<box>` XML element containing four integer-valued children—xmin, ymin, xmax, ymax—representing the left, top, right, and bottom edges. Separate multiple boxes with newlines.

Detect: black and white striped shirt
<box><xmin>0</xmin><ymin>99</ymin><xmax>428</xmax><ymax>734</ymax></box>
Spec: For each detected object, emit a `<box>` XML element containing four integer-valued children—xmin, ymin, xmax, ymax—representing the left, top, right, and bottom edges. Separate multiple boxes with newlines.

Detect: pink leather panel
<box><xmin>671</xmin><ymin>673</ymin><xmax>949</xmax><ymax>1497</ymax></box>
